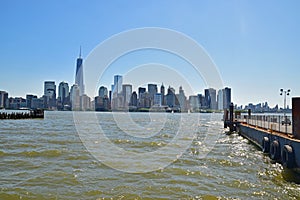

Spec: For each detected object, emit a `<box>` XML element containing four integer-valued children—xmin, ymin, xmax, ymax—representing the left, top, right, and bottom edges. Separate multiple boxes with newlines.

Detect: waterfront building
<box><xmin>111</xmin><ymin>75</ymin><xmax>123</xmax><ymax>110</ymax></box>
<box><xmin>0</xmin><ymin>91</ymin><xmax>9</xmax><ymax>109</ymax></box>
<box><xmin>109</xmin><ymin>90</ymin><xmax>112</xmax><ymax>105</ymax></box>
<box><xmin>70</xmin><ymin>84</ymin><xmax>80</xmax><ymax>111</ymax></box>
<box><xmin>205</xmin><ymin>88</ymin><xmax>217</xmax><ymax>110</ymax></box>
<box><xmin>166</xmin><ymin>86</ymin><xmax>176</xmax><ymax>107</ymax></box>
<box><xmin>138</xmin><ymin>87</ymin><xmax>146</xmax><ymax>107</ymax></box>
<box><xmin>139</xmin><ymin>92</ymin><xmax>151</xmax><ymax>108</ymax></box>
<box><xmin>98</xmin><ymin>86</ymin><xmax>108</xmax><ymax>98</ymax></box>
<box><xmin>95</xmin><ymin>96</ymin><xmax>110</xmax><ymax>111</ymax></box>
<box><xmin>129</xmin><ymin>91</ymin><xmax>138</xmax><ymax>107</ymax></box>
<box><xmin>111</xmin><ymin>94</ymin><xmax>124</xmax><ymax>110</ymax></box>
<box><xmin>154</xmin><ymin>93</ymin><xmax>162</xmax><ymax>106</ymax></box>
<box><xmin>26</xmin><ymin>94</ymin><xmax>38</xmax><ymax>109</ymax></box>
<box><xmin>8</xmin><ymin>97</ymin><xmax>26</xmax><ymax>110</ymax></box>
<box><xmin>75</xmin><ymin>47</ymin><xmax>85</xmax><ymax>96</ymax></box>
<box><xmin>189</xmin><ymin>95</ymin><xmax>200</xmax><ymax>112</ymax></box>
<box><xmin>31</xmin><ymin>97</ymin><xmax>44</xmax><ymax>109</ymax></box>
<box><xmin>177</xmin><ymin>86</ymin><xmax>187</xmax><ymax>111</ymax></box>
<box><xmin>113</xmin><ymin>75</ymin><xmax>123</xmax><ymax>95</ymax></box>
<box><xmin>138</xmin><ymin>87</ymin><xmax>146</xmax><ymax>100</ymax></box>
<box><xmin>160</xmin><ymin>83</ymin><xmax>165</xmax><ymax>105</ymax></box>
<box><xmin>197</xmin><ymin>94</ymin><xmax>205</xmax><ymax>109</ymax></box>
<box><xmin>81</xmin><ymin>94</ymin><xmax>91</xmax><ymax>111</ymax></box>
<box><xmin>122</xmin><ymin>84</ymin><xmax>132</xmax><ymax>108</ymax></box>
<box><xmin>58</xmin><ymin>82</ymin><xmax>70</xmax><ymax>110</ymax></box>
<box><xmin>217</xmin><ymin>89</ymin><xmax>224</xmax><ymax>110</ymax></box>
<box><xmin>44</xmin><ymin>81</ymin><xmax>56</xmax><ymax>110</ymax></box>
<box><xmin>148</xmin><ymin>84</ymin><xmax>157</xmax><ymax>106</ymax></box>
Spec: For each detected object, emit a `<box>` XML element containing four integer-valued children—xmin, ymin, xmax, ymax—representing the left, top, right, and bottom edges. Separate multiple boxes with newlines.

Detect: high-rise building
<box><xmin>95</xmin><ymin>96</ymin><xmax>110</xmax><ymax>111</ymax></box>
<box><xmin>44</xmin><ymin>81</ymin><xmax>56</xmax><ymax>109</ymax></box>
<box><xmin>160</xmin><ymin>83</ymin><xmax>165</xmax><ymax>105</ymax></box>
<box><xmin>0</xmin><ymin>91</ymin><xmax>8</xmax><ymax>108</ymax></box>
<box><xmin>177</xmin><ymin>86</ymin><xmax>187</xmax><ymax>111</ymax></box>
<box><xmin>58</xmin><ymin>81</ymin><xmax>70</xmax><ymax>106</ymax></box>
<box><xmin>113</xmin><ymin>75</ymin><xmax>123</xmax><ymax>95</ymax></box>
<box><xmin>197</xmin><ymin>94</ymin><xmax>205</xmax><ymax>109</ymax></box>
<box><xmin>26</xmin><ymin>94</ymin><xmax>37</xmax><ymax>109</ymax></box>
<box><xmin>75</xmin><ymin>47</ymin><xmax>85</xmax><ymax>96</ymax></box>
<box><xmin>44</xmin><ymin>81</ymin><xmax>56</xmax><ymax>96</ymax></box>
<box><xmin>81</xmin><ymin>94</ymin><xmax>91</xmax><ymax>111</ymax></box>
<box><xmin>110</xmin><ymin>76</ymin><xmax>123</xmax><ymax>110</ymax></box>
<box><xmin>189</xmin><ymin>95</ymin><xmax>200</xmax><ymax>112</ymax></box>
<box><xmin>148</xmin><ymin>84</ymin><xmax>157</xmax><ymax>105</ymax></box>
<box><xmin>130</xmin><ymin>91</ymin><xmax>138</xmax><ymax>107</ymax></box>
<box><xmin>122</xmin><ymin>84</ymin><xmax>132</xmax><ymax>107</ymax></box>
<box><xmin>139</xmin><ymin>92</ymin><xmax>151</xmax><ymax>108</ymax></box>
<box><xmin>8</xmin><ymin>97</ymin><xmax>26</xmax><ymax>110</ymax></box>
<box><xmin>166</xmin><ymin>86</ymin><xmax>176</xmax><ymax>107</ymax></box>
<box><xmin>138</xmin><ymin>87</ymin><xmax>146</xmax><ymax>101</ymax></box>
<box><xmin>205</xmin><ymin>88</ymin><xmax>217</xmax><ymax>110</ymax></box>
<box><xmin>154</xmin><ymin>93</ymin><xmax>162</xmax><ymax>106</ymax></box>
<box><xmin>70</xmin><ymin>84</ymin><xmax>80</xmax><ymax>110</ymax></box>
<box><xmin>223</xmin><ymin>87</ymin><xmax>231</xmax><ymax>109</ymax></box>
<box><xmin>217</xmin><ymin>89</ymin><xmax>224</xmax><ymax>110</ymax></box>
<box><xmin>98</xmin><ymin>86</ymin><xmax>108</xmax><ymax>98</ymax></box>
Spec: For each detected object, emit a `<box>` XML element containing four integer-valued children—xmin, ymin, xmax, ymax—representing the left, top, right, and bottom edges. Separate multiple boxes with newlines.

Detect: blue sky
<box><xmin>0</xmin><ymin>0</ymin><xmax>299</xmax><ymax>107</ymax></box>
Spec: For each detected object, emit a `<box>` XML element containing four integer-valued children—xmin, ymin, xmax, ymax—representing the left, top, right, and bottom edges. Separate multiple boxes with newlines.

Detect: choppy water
<box><xmin>1</xmin><ymin>111</ymin><xmax>300</xmax><ymax>199</ymax></box>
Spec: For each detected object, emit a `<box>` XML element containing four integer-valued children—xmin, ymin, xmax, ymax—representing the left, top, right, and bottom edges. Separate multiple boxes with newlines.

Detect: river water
<box><xmin>1</xmin><ymin>111</ymin><xmax>299</xmax><ymax>199</ymax></box>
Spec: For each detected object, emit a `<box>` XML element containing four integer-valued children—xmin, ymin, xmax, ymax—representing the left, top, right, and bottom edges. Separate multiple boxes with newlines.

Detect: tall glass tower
<box><xmin>75</xmin><ymin>47</ymin><xmax>85</xmax><ymax>96</ymax></box>
<box><xmin>113</xmin><ymin>75</ymin><xmax>123</xmax><ymax>94</ymax></box>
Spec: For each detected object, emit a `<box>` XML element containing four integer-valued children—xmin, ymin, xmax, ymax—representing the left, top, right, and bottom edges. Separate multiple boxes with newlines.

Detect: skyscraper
<box><xmin>178</xmin><ymin>86</ymin><xmax>187</xmax><ymax>111</ymax></box>
<box><xmin>160</xmin><ymin>83</ymin><xmax>165</xmax><ymax>105</ymax></box>
<box><xmin>154</xmin><ymin>93</ymin><xmax>162</xmax><ymax>106</ymax></box>
<box><xmin>75</xmin><ymin>47</ymin><xmax>85</xmax><ymax>96</ymax></box>
<box><xmin>98</xmin><ymin>86</ymin><xmax>108</xmax><ymax>98</ymax></box>
<box><xmin>58</xmin><ymin>81</ymin><xmax>69</xmax><ymax>105</ymax></box>
<box><xmin>44</xmin><ymin>81</ymin><xmax>56</xmax><ymax>109</ymax></box>
<box><xmin>113</xmin><ymin>75</ymin><xmax>123</xmax><ymax>95</ymax></box>
<box><xmin>138</xmin><ymin>87</ymin><xmax>146</xmax><ymax>100</ymax></box>
<box><xmin>122</xmin><ymin>84</ymin><xmax>132</xmax><ymax>107</ymax></box>
<box><xmin>217</xmin><ymin>89</ymin><xmax>224</xmax><ymax>110</ymax></box>
<box><xmin>26</xmin><ymin>94</ymin><xmax>37</xmax><ymax>109</ymax></box>
<box><xmin>148</xmin><ymin>84</ymin><xmax>157</xmax><ymax>97</ymax></box>
<box><xmin>205</xmin><ymin>88</ymin><xmax>217</xmax><ymax>110</ymax></box>
<box><xmin>70</xmin><ymin>84</ymin><xmax>80</xmax><ymax>110</ymax></box>
<box><xmin>44</xmin><ymin>81</ymin><xmax>56</xmax><ymax>96</ymax></box>
<box><xmin>0</xmin><ymin>91</ymin><xmax>8</xmax><ymax>108</ymax></box>
<box><xmin>166</xmin><ymin>86</ymin><xmax>176</xmax><ymax>107</ymax></box>
<box><xmin>130</xmin><ymin>91</ymin><xmax>138</xmax><ymax>107</ymax></box>
<box><xmin>189</xmin><ymin>95</ymin><xmax>200</xmax><ymax>112</ymax></box>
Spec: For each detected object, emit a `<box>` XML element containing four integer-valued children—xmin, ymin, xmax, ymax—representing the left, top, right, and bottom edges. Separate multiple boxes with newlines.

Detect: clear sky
<box><xmin>0</xmin><ymin>0</ymin><xmax>299</xmax><ymax>108</ymax></box>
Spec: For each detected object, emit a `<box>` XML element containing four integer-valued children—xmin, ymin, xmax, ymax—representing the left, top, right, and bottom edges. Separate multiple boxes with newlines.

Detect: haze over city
<box><xmin>1</xmin><ymin>1</ymin><xmax>300</xmax><ymax>107</ymax></box>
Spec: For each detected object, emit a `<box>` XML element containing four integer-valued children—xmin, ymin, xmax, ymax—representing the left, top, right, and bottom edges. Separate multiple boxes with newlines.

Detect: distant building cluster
<box><xmin>236</xmin><ymin>102</ymin><xmax>288</xmax><ymax>113</ymax></box>
<box><xmin>94</xmin><ymin>75</ymin><xmax>231</xmax><ymax>112</ymax></box>
<box><xmin>0</xmin><ymin>48</ymin><xmax>232</xmax><ymax>112</ymax></box>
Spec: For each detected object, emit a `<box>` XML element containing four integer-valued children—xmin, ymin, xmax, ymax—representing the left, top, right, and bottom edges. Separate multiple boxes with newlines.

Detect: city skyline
<box><xmin>1</xmin><ymin>67</ymin><xmax>290</xmax><ymax>113</ymax></box>
<box><xmin>0</xmin><ymin>48</ymin><xmax>289</xmax><ymax>111</ymax></box>
<box><xmin>0</xmin><ymin>1</ymin><xmax>299</xmax><ymax>107</ymax></box>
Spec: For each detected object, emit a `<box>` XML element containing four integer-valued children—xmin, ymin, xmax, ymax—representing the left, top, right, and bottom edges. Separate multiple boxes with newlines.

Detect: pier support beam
<box><xmin>229</xmin><ymin>103</ymin><xmax>235</xmax><ymax>132</ymax></box>
<box><xmin>292</xmin><ymin>97</ymin><xmax>300</xmax><ymax>139</ymax></box>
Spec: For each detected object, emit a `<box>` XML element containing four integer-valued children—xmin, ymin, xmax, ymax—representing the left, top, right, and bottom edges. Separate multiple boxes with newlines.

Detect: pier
<box><xmin>0</xmin><ymin>109</ymin><xmax>44</xmax><ymax>120</ymax></box>
<box><xmin>224</xmin><ymin>98</ymin><xmax>300</xmax><ymax>171</ymax></box>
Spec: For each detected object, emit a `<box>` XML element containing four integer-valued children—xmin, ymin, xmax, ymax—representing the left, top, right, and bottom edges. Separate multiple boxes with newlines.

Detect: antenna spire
<box><xmin>79</xmin><ymin>46</ymin><xmax>82</xmax><ymax>58</ymax></box>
